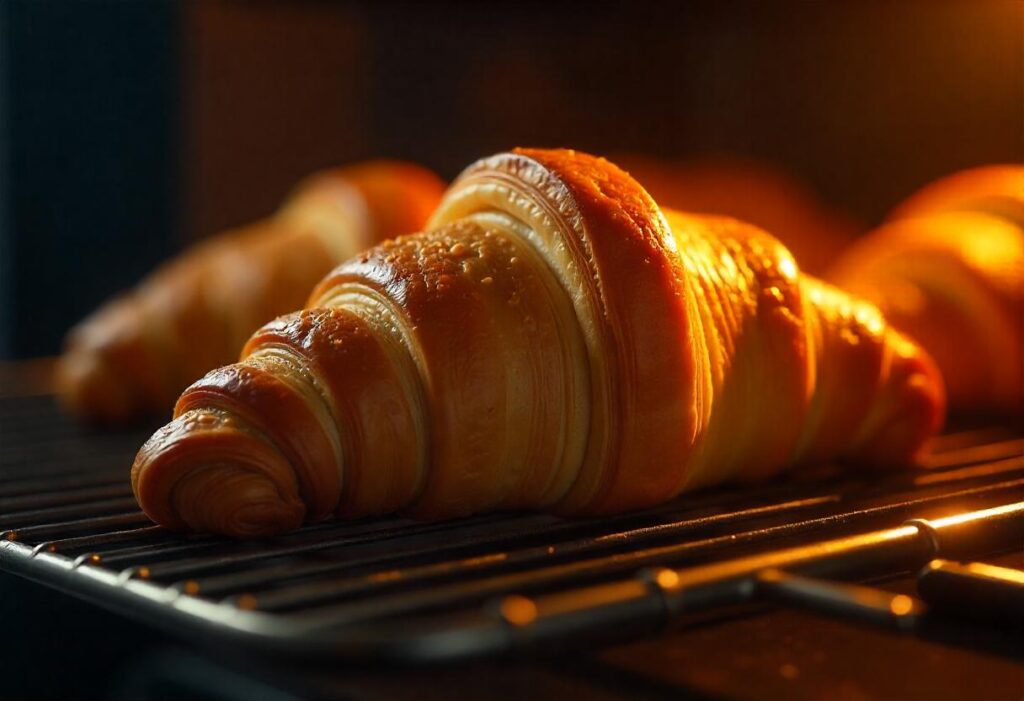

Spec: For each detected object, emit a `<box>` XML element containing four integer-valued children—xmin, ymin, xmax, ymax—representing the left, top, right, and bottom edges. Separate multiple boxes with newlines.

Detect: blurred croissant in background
<box><xmin>56</xmin><ymin>161</ymin><xmax>445</xmax><ymax>424</ymax></box>
<box><xmin>615</xmin><ymin>154</ymin><xmax>862</xmax><ymax>275</ymax></box>
<box><xmin>132</xmin><ymin>148</ymin><xmax>944</xmax><ymax>538</ymax></box>
<box><xmin>830</xmin><ymin>165</ymin><xmax>1023</xmax><ymax>415</ymax></box>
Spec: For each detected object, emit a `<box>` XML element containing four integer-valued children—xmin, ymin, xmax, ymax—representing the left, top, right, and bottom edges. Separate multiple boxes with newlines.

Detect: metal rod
<box><xmin>1</xmin><ymin>390</ymin><xmax>1022</xmax><ymax>667</ymax></box>
<box><xmin>0</xmin><ymin>483</ymin><xmax>133</xmax><ymax>511</ymax></box>
<box><xmin>755</xmin><ymin>568</ymin><xmax>925</xmax><ymax>630</ymax></box>
<box><xmin>923</xmin><ymin>438</ymin><xmax>1024</xmax><ymax>469</ymax></box>
<box><xmin>349</xmin><ymin>501</ymin><xmax>1024</xmax><ymax>664</ymax></box>
<box><xmin>1</xmin><ymin>511</ymin><xmax>153</xmax><ymax>541</ymax></box>
<box><xmin>917</xmin><ymin>559</ymin><xmax>1024</xmax><ymax>621</ymax></box>
<box><xmin>0</xmin><ymin>497</ymin><xmax>141</xmax><ymax>528</ymax></box>
<box><xmin>0</xmin><ymin>471</ymin><xmax>127</xmax><ymax>498</ymax></box>
<box><xmin>246</xmin><ymin>480</ymin><xmax>1024</xmax><ymax>621</ymax></box>
<box><xmin>198</xmin><ymin>495</ymin><xmax>836</xmax><ymax>602</ymax></box>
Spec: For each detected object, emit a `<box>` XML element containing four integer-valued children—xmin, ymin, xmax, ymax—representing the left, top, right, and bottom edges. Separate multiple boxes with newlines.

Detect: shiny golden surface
<box><xmin>133</xmin><ymin>149</ymin><xmax>945</xmax><ymax>537</ymax></box>
<box><xmin>889</xmin><ymin>164</ymin><xmax>1024</xmax><ymax>224</ymax></box>
<box><xmin>831</xmin><ymin>165</ymin><xmax>1024</xmax><ymax>413</ymax></box>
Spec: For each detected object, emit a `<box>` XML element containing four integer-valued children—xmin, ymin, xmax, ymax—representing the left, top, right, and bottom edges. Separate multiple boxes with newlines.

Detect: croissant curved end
<box><xmin>56</xmin><ymin>294</ymin><xmax>175</xmax><ymax>424</ymax></box>
<box><xmin>851</xmin><ymin>331</ymin><xmax>946</xmax><ymax>469</ymax></box>
<box><xmin>56</xmin><ymin>347</ymin><xmax>141</xmax><ymax>424</ymax></box>
<box><xmin>132</xmin><ymin>408</ymin><xmax>306</xmax><ymax>537</ymax></box>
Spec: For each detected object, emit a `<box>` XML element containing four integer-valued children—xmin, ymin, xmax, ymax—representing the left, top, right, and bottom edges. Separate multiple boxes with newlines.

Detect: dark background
<box><xmin>1</xmin><ymin>0</ymin><xmax>1022</xmax><ymax>359</ymax></box>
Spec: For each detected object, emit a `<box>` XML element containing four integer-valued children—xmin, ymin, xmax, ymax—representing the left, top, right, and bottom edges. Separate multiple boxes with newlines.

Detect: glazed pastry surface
<box><xmin>57</xmin><ymin>161</ymin><xmax>445</xmax><ymax>423</ymax></box>
<box><xmin>133</xmin><ymin>149</ymin><xmax>945</xmax><ymax>537</ymax></box>
<box><xmin>830</xmin><ymin>165</ymin><xmax>1023</xmax><ymax>413</ymax></box>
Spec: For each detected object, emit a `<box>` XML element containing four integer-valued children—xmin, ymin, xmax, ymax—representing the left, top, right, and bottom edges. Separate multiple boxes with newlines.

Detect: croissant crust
<box><xmin>133</xmin><ymin>149</ymin><xmax>944</xmax><ymax>537</ymax></box>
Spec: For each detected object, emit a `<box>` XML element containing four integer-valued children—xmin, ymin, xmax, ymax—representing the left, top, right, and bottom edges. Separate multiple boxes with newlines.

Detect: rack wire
<box><xmin>1</xmin><ymin>394</ymin><xmax>1022</xmax><ymax>664</ymax></box>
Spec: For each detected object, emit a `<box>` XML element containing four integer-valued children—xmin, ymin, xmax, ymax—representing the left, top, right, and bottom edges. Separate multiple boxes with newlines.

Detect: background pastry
<box><xmin>56</xmin><ymin>161</ymin><xmax>445</xmax><ymax>424</ymax></box>
<box><xmin>830</xmin><ymin>165</ymin><xmax>1023</xmax><ymax>414</ymax></box>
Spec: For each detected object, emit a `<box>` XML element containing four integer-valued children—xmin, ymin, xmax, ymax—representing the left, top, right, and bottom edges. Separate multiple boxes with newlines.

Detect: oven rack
<box><xmin>1</xmin><ymin>395</ymin><xmax>1022</xmax><ymax>664</ymax></box>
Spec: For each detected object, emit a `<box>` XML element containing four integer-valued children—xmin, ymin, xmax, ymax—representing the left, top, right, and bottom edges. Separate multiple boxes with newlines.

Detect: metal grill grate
<box><xmin>1</xmin><ymin>394</ymin><xmax>1022</xmax><ymax>664</ymax></box>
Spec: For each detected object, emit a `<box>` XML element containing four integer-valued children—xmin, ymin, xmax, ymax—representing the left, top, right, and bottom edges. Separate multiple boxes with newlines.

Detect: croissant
<box><xmin>132</xmin><ymin>149</ymin><xmax>944</xmax><ymax>538</ymax></box>
<box><xmin>56</xmin><ymin>161</ymin><xmax>445</xmax><ymax>423</ymax></box>
<box><xmin>830</xmin><ymin>165</ymin><xmax>1023</xmax><ymax>414</ymax></box>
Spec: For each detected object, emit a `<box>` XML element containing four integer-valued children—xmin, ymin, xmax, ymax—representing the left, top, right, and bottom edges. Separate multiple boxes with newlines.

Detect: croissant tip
<box><xmin>854</xmin><ymin>339</ymin><xmax>947</xmax><ymax>469</ymax></box>
<box><xmin>132</xmin><ymin>408</ymin><xmax>309</xmax><ymax>538</ymax></box>
<box><xmin>140</xmin><ymin>457</ymin><xmax>308</xmax><ymax>539</ymax></box>
<box><xmin>55</xmin><ymin>349</ymin><xmax>142</xmax><ymax>424</ymax></box>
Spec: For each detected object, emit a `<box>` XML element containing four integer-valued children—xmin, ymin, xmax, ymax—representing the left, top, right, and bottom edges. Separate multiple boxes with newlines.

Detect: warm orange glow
<box><xmin>889</xmin><ymin>594</ymin><xmax>915</xmax><ymax>616</ymax></box>
<box><xmin>778</xmin><ymin>255</ymin><xmax>798</xmax><ymax>281</ymax></box>
<box><xmin>499</xmin><ymin>595</ymin><xmax>538</xmax><ymax>626</ymax></box>
<box><xmin>930</xmin><ymin>502</ymin><xmax>1022</xmax><ymax>529</ymax></box>
<box><xmin>960</xmin><ymin>561</ymin><xmax>1024</xmax><ymax>585</ymax></box>
<box><xmin>654</xmin><ymin>568</ymin><xmax>681</xmax><ymax>590</ymax></box>
<box><xmin>891</xmin><ymin>165</ymin><xmax>1024</xmax><ymax>223</ymax></box>
<box><xmin>960</xmin><ymin>220</ymin><xmax>1023</xmax><ymax>272</ymax></box>
<box><xmin>779</xmin><ymin>663</ymin><xmax>800</xmax><ymax>680</ymax></box>
<box><xmin>236</xmin><ymin>594</ymin><xmax>258</xmax><ymax>610</ymax></box>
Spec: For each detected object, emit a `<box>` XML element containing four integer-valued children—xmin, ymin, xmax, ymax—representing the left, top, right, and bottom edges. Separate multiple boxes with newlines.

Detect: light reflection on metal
<box><xmin>499</xmin><ymin>595</ymin><xmax>538</xmax><ymax>627</ymax></box>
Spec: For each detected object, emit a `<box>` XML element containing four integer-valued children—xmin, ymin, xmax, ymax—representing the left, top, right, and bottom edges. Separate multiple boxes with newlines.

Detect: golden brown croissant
<box><xmin>614</xmin><ymin>154</ymin><xmax>861</xmax><ymax>274</ymax></box>
<box><xmin>57</xmin><ymin>161</ymin><xmax>445</xmax><ymax>423</ymax></box>
<box><xmin>830</xmin><ymin>165</ymin><xmax>1023</xmax><ymax>414</ymax></box>
<box><xmin>132</xmin><ymin>149</ymin><xmax>944</xmax><ymax>538</ymax></box>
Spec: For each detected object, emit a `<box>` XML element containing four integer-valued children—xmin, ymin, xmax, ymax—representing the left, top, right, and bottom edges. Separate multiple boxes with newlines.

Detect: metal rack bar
<box><xmin>0</xmin><ymin>395</ymin><xmax>1022</xmax><ymax>666</ymax></box>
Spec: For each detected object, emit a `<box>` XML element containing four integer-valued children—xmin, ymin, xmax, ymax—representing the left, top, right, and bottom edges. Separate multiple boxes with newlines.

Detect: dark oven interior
<box><xmin>1</xmin><ymin>2</ymin><xmax>1022</xmax><ymax>700</ymax></box>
